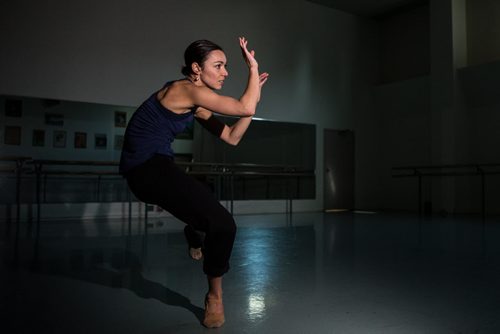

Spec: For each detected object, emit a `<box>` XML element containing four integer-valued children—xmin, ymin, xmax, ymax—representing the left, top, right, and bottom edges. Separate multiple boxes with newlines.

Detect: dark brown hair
<box><xmin>181</xmin><ymin>40</ymin><xmax>224</xmax><ymax>76</ymax></box>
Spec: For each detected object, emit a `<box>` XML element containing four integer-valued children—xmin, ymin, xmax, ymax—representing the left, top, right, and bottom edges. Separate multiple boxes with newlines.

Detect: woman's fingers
<box><xmin>239</xmin><ymin>37</ymin><xmax>248</xmax><ymax>51</ymax></box>
<box><xmin>239</xmin><ymin>37</ymin><xmax>250</xmax><ymax>62</ymax></box>
<box><xmin>259</xmin><ymin>72</ymin><xmax>269</xmax><ymax>87</ymax></box>
<box><xmin>239</xmin><ymin>36</ymin><xmax>260</xmax><ymax>69</ymax></box>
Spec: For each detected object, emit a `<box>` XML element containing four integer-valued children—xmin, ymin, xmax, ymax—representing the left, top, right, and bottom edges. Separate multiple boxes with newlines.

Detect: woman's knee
<box><xmin>211</xmin><ymin>211</ymin><xmax>236</xmax><ymax>237</ymax></box>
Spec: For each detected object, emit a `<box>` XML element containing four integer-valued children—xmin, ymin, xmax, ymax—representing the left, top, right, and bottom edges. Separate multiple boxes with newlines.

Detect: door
<box><xmin>324</xmin><ymin>129</ymin><xmax>355</xmax><ymax>211</ymax></box>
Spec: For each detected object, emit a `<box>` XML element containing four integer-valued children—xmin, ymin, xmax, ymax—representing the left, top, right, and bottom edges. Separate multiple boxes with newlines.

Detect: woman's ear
<box><xmin>191</xmin><ymin>62</ymin><xmax>202</xmax><ymax>75</ymax></box>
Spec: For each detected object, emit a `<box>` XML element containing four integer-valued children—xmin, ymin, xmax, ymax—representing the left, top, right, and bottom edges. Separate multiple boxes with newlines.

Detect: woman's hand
<box><xmin>259</xmin><ymin>72</ymin><xmax>269</xmax><ymax>88</ymax></box>
<box><xmin>239</xmin><ymin>37</ymin><xmax>269</xmax><ymax>104</ymax></box>
<box><xmin>239</xmin><ymin>37</ymin><xmax>259</xmax><ymax>69</ymax></box>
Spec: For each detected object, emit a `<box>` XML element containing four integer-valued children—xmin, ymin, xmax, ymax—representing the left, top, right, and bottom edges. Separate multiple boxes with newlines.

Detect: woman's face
<box><xmin>198</xmin><ymin>50</ymin><xmax>228</xmax><ymax>90</ymax></box>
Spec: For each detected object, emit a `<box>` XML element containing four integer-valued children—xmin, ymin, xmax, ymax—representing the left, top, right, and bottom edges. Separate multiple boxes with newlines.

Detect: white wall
<box><xmin>0</xmin><ymin>0</ymin><xmax>362</xmax><ymax>115</ymax></box>
<box><xmin>466</xmin><ymin>0</ymin><xmax>500</xmax><ymax>66</ymax></box>
<box><xmin>1</xmin><ymin>0</ymin><xmax>378</xmax><ymax>213</ymax></box>
<box><xmin>374</xmin><ymin>76</ymin><xmax>431</xmax><ymax>211</ymax></box>
<box><xmin>362</xmin><ymin>0</ymin><xmax>500</xmax><ymax>216</ymax></box>
<box><xmin>369</xmin><ymin>59</ymin><xmax>500</xmax><ymax>216</ymax></box>
<box><xmin>458</xmin><ymin>62</ymin><xmax>500</xmax><ymax>214</ymax></box>
<box><xmin>2</xmin><ymin>0</ymin><xmax>500</xmax><ymax>218</ymax></box>
<box><xmin>378</xmin><ymin>4</ymin><xmax>430</xmax><ymax>83</ymax></box>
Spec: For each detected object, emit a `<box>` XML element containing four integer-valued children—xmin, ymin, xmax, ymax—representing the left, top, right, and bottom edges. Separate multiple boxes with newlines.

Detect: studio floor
<box><xmin>1</xmin><ymin>211</ymin><xmax>500</xmax><ymax>333</ymax></box>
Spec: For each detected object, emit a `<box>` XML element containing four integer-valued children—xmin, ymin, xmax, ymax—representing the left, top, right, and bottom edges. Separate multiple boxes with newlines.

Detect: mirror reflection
<box><xmin>0</xmin><ymin>95</ymin><xmax>315</xmax><ymax>204</ymax></box>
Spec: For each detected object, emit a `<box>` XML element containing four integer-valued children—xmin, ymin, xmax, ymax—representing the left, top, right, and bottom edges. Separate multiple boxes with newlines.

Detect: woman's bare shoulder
<box><xmin>157</xmin><ymin>79</ymin><xmax>199</xmax><ymax>113</ymax></box>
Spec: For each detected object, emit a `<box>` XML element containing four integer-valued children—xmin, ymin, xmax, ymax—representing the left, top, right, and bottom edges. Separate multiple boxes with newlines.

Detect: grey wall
<box><xmin>1</xmin><ymin>0</ymin><xmax>375</xmax><ymax>212</ymax></box>
<box><xmin>2</xmin><ymin>0</ymin><xmax>500</xmax><ymax>215</ymax></box>
<box><xmin>367</xmin><ymin>0</ymin><xmax>500</xmax><ymax>215</ymax></box>
<box><xmin>467</xmin><ymin>0</ymin><xmax>500</xmax><ymax>66</ymax></box>
<box><xmin>378</xmin><ymin>4</ymin><xmax>430</xmax><ymax>84</ymax></box>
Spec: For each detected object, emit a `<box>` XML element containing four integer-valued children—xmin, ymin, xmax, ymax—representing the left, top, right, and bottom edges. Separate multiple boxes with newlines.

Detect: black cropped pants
<box><xmin>125</xmin><ymin>154</ymin><xmax>236</xmax><ymax>277</ymax></box>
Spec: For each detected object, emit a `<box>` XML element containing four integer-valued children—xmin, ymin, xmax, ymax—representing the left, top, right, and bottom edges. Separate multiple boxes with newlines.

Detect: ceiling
<box><xmin>306</xmin><ymin>0</ymin><xmax>428</xmax><ymax>18</ymax></box>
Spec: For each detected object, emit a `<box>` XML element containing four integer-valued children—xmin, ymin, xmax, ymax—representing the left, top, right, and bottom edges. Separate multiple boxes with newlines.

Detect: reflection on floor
<box><xmin>1</xmin><ymin>212</ymin><xmax>500</xmax><ymax>333</ymax></box>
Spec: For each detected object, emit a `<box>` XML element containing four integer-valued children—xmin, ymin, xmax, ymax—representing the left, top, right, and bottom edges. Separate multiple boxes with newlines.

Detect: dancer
<box><xmin>119</xmin><ymin>37</ymin><xmax>269</xmax><ymax>328</ymax></box>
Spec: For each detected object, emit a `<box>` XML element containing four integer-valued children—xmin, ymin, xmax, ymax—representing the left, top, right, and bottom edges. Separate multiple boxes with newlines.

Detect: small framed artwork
<box><xmin>53</xmin><ymin>130</ymin><xmax>67</xmax><ymax>148</ymax></box>
<box><xmin>114</xmin><ymin>134</ymin><xmax>124</xmax><ymax>150</ymax></box>
<box><xmin>5</xmin><ymin>99</ymin><xmax>23</xmax><ymax>117</ymax></box>
<box><xmin>74</xmin><ymin>132</ymin><xmax>87</xmax><ymax>149</ymax></box>
<box><xmin>45</xmin><ymin>113</ymin><xmax>64</xmax><ymax>126</ymax></box>
<box><xmin>4</xmin><ymin>126</ymin><xmax>21</xmax><ymax>145</ymax></box>
<box><xmin>32</xmin><ymin>129</ymin><xmax>45</xmax><ymax>147</ymax></box>
<box><xmin>95</xmin><ymin>133</ymin><xmax>107</xmax><ymax>149</ymax></box>
<box><xmin>114</xmin><ymin>111</ymin><xmax>127</xmax><ymax>128</ymax></box>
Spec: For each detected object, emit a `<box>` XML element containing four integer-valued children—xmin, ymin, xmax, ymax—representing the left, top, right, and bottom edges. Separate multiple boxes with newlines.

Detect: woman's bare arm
<box><xmin>188</xmin><ymin>37</ymin><xmax>268</xmax><ymax>117</ymax></box>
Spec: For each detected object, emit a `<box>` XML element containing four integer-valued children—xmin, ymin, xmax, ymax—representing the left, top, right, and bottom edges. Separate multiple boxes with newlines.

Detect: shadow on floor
<box><xmin>41</xmin><ymin>248</ymin><xmax>205</xmax><ymax>324</ymax></box>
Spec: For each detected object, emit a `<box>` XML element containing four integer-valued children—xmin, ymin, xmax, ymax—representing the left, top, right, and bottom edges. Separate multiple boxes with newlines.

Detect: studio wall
<box><xmin>1</xmin><ymin>0</ymin><xmax>373</xmax><ymax>213</ymax></box>
<box><xmin>3</xmin><ymin>0</ymin><xmax>500</xmax><ymax>217</ymax></box>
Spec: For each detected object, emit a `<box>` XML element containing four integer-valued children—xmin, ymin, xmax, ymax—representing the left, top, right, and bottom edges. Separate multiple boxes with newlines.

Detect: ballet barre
<box><xmin>0</xmin><ymin>156</ymin><xmax>33</xmax><ymax>264</ymax></box>
<box><xmin>2</xmin><ymin>158</ymin><xmax>314</xmax><ymax>265</ymax></box>
<box><xmin>392</xmin><ymin>163</ymin><xmax>500</xmax><ymax>221</ymax></box>
<box><xmin>25</xmin><ymin>159</ymin><xmax>314</xmax><ymax>219</ymax></box>
<box><xmin>177</xmin><ymin>161</ymin><xmax>313</xmax><ymax>215</ymax></box>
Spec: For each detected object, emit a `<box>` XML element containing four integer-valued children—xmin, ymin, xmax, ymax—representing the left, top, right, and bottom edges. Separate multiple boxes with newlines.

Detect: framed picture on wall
<box><xmin>32</xmin><ymin>129</ymin><xmax>45</xmax><ymax>147</ymax></box>
<box><xmin>74</xmin><ymin>132</ymin><xmax>87</xmax><ymax>149</ymax></box>
<box><xmin>53</xmin><ymin>130</ymin><xmax>66</xmax><ymax>148</ymax></box>
<box><xmin>95</xmin><ymin>133</ymin><xmax>107</xmax><ymax>149</ymax></box>
<box><xmin>45</xmin><ymin>113</ymin><xmax>64</xmax><ymax>126</ymax></box>
<box><xmin>5</xmin><ymin>99</ymin><xmax>23</xmax><ymax>117</ymax></box>
<box><xmin>114</xmin><ymin>111</ymin><xmax>127</xmax><ymax>128</ymax></box>
<box><xmin>4</xmin><ymin>126</ymin><xmax>21</xmax><ymax>145</ymax></box>
<box><xmin>114</xmin><ymin>135</ymin><xmax>124</xmax><ymax>150</ymax></box>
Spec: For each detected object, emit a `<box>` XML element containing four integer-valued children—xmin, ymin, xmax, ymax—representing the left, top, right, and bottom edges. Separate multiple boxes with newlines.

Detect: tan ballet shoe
<box><xmin>189</xmin><ymin>247</ymin><xmax>203</xmax><ymax>260</ymax></box>
<box><xmin>203</xmin><ymin>294</ymin><xmax>225</xmax><ymax>328</ymax></box>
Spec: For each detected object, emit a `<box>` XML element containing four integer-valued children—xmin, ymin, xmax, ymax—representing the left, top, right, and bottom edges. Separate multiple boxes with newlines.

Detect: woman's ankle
<box><xmin>207</xmin><ymin>276</ymin><xmax>223</xmax><ymax>299</ymax></box>
<box><xmin>206</xmin><ymin>291</ymin><xmax>223</xmax><ymax>300</ymax></box>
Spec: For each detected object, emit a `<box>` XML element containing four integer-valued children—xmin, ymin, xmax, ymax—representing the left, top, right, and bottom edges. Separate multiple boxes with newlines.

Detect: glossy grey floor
<box><xmin>2</xmin><ymin>212</ymin><xmax>500</xmax><ymax>333</ymax></box>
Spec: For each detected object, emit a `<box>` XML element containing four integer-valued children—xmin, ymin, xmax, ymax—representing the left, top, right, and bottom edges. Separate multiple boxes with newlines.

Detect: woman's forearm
<box><xmin>239</xmin><ymin>67</ymin><xmax>261</xmax><ymax>116</ymax></box>
<box><xmin>227</xmin><ymin>116</ymin><xmax>253</xmax><ymax>146</ymax></box>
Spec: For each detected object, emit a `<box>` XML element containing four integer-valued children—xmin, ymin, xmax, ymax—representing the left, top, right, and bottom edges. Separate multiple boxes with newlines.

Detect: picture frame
<box><xmin>32</xmin><ymin>129</ymin><xmax>45</xmax><ymax>147</ymax></box>
<box><xmin>4</xmin><ymin>126</ymin><xmax>21</xmax><ymax>145</ymax></box>
<box><xmin>74</xmin><ymin>132</ymin><xmax>87</xmax><ymax>149</ymax></box>
<box><xmin>114</xmin><ymin>111</ymin><xmax>127</xmax><ymax>128</ymax></box>
<box><xmin>53</xmin><ymin>130</ymin><xmax>66</xmax><ymax>148</ymax></box>
<box><xmin>5</xmin><ymin>99</ymin><xmax>23</xmax><ymax>117</ymax></box>
<box><xmin>95</xmin><ymin>133</ymin><xmax>107</xmax><ymax>149</ymax></box>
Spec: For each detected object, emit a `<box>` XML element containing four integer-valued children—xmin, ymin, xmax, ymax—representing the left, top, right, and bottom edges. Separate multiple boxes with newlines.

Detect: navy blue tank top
<box><xmin>119</xmin><ymin>80</ymin><xmax>196</xmax><ymax>174</ymax></box>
